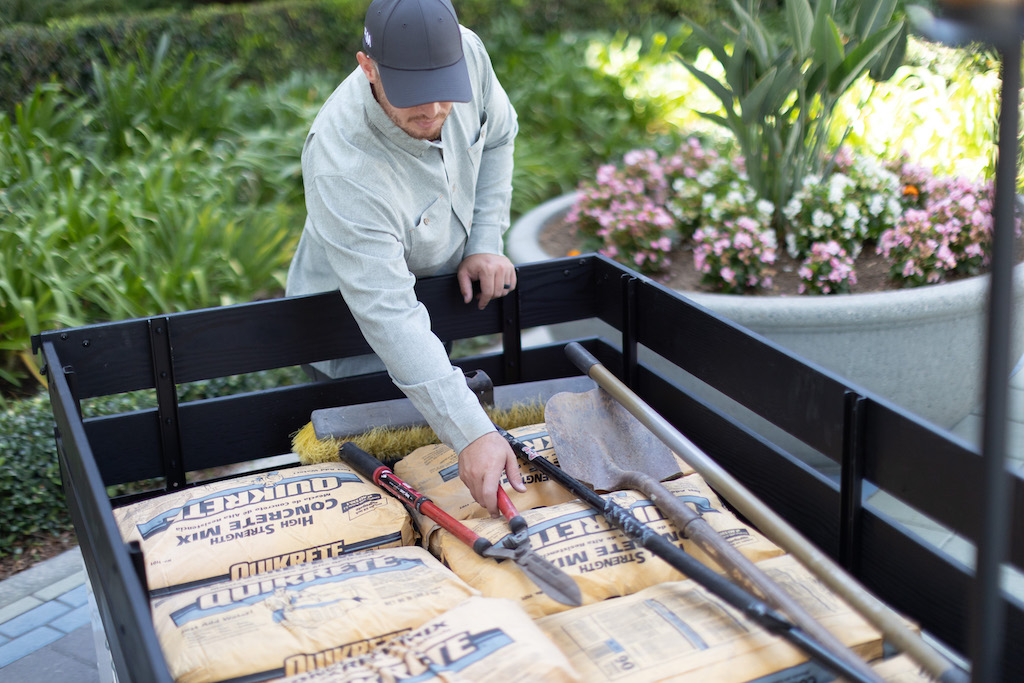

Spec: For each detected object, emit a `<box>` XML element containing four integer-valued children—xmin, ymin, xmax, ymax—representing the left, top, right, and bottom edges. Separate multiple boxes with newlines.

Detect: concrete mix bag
<box><xmin>430</xmin><ymin>473</ymin><xmax>783</xmax><ymax>618</ymax></box>
<box><xmin>394</xmin><ymin>423</ymin><xmax>579</xmax><ymax>525</ymax></box>
<box><xmin>113</xmin><ymin>462</ymin><xmax>414</xmax><ymax>595</ymax></box>
<box><xmin>277</xmin><ymin>597</ymin><xmax>582</xmax><ymax>683</ymax></box>
<box><xmin>537</xmin><ymin>553</ymin><xmax>895</xmax><ymax>683</ymax></box>
<box><xmin>152</xmin><ymin>546</ymin><xmax>479</xmax><ymax>683</ymax></box>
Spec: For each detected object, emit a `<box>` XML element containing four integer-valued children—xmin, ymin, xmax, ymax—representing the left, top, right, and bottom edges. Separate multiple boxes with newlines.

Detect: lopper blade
<box><xmin>484</xmin><ymin>541</ymin><xmax>582</xmax><ymax>607</ymax></box>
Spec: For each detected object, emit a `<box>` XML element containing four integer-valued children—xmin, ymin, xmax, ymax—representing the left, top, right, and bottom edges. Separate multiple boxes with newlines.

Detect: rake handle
<box><xmin>565</xmin><ymin>342</ymin><xmax>967</xmax><ymax>683</ymax></box>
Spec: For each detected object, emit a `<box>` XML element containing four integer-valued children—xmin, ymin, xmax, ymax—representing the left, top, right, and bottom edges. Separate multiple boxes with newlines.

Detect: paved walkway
<box><xmin>2</xmin><ymin>355</ymin><xmax>1021</xmax><ymax>682</ymax></box>
<box><xmin>0</xmin><ymin>547</ymin><xmax>98</xmax><ymax>682</ymax></box>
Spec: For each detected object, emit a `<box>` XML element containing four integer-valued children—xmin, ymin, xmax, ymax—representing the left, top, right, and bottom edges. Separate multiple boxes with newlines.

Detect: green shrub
<box><xmin>0</xmin><ymin>367</ymin><xmax>306</xmax><ymax>558</ymax></box>
<box><xmin>0</xmin><ymin>393</ymin><xmax>70</xmax><ymax>556</ymax></box>
<box><xmin>0</xmin><ymin>0</ymin><xmax>362</xmax><ymax>110</ymax></box>
<box><xmin>487</xmin><ymin>14</ymin><xmax>671</xmax><ymax>214</ymax></box>
<box><xmin>0</xmin><ymin>0</ymin><xmax>189</xmax><ymax>27</ymax></box>
<box><xmin>0</xmin><ymin>47</ymin><xmax>330</xmax><ymax>390</ymax></box>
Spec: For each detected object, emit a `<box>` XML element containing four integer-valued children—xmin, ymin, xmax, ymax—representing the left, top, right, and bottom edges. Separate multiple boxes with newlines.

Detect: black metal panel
<box><xmin>858</xmin><ymin>504</ymin><xmax>1024</xmax><ymax>680</ymax></box>
<box><xmin>176</xmin><ymin>373</ymin><xmax>407</xmax><ymax>472</ymax></box>
<box><xmin>633</xmin><ymin>280</ymin><xmax>850</xmax><ymax>458</ymax></box>
<box><xmin>149</xmin><ymin>318</ymin><xmax>186</xmax><ymax>490</ymax></box>
<box><xmin>413</xmin><ymin>272</ymin><xmax>508</xmax><ymax>345</ymax></box>
<box><xmin>632</xmin><ymin>362</ymin><xmax>843</xmax><ymax>558</ymax></box>
<box><xmin>84</xmin><ymin>411</ymin><xmax>164</xmax><ymax>486</ymax></box>
<box><xmin>862</xmin><ymin>400</ymin><xmax>1024</xmax><ymax>572</ymax></box>
<box><xmin>165</xmin><ymin>292</ymin><xmax>369</xmax><ymax>384</ymax></box>
<box><xmin>840</xmin><ymin>393</ymin><xmax>867</xmax><ymax>573</ymax></box>
<box><xmin>41</xmin><ymin>342</ymin><xmax>171</xmax><ymax>682</ymax></box>
<box><xmin>34</xmin><ymin>320</ymin><xmax>155</xmax><ymax>399</ymax></box>
<box><xmin>485</xmin><ymin>339</ymin><xmax>593</xmax><ymax>384</ymax></box>
<box><xmin>516</xmin><ymin>256</ymin><xmax>602</xmax><ymax>329</ymax></box>
<box><xmin>500</xmin><ymin>287</ymin><xmax>522</xmax><ymax>383</ymax></box>
<box><xmin>592</xmin><ymin>257</ymin><xmax>631</xmax><ymax>342</ymax></box>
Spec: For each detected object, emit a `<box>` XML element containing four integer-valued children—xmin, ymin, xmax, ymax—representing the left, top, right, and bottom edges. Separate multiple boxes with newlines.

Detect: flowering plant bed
<box><xmin>563</xmin><ymin>136</ymin><xmax>1019</xmax><ymax>295</ymax></box>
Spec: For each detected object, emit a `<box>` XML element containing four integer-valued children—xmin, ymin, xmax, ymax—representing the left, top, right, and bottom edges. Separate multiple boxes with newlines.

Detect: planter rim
<box><xmin>508</xmin><ymin>191</ymin><xmax>1024</xmax><ymax>327</ymax></box>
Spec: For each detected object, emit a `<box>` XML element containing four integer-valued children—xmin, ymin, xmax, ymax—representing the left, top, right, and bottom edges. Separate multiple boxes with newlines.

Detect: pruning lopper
<box><xmin>338</xmin><ymin>442</ymin><xmax>582</xmax><ymax>607</ymax></box>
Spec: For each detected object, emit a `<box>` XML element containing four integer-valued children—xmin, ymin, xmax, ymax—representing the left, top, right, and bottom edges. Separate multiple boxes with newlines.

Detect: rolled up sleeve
<box><xmin>307</xmin><ymin>175</ymin><xmax>493</xmax><ymax>453</ymax></box>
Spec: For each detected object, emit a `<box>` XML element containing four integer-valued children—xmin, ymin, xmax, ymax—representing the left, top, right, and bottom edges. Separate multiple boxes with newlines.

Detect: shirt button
<box><xmin>424</xmin><ymin>218</ymin><xmax>430</xmax><ymax>225</ymax></box>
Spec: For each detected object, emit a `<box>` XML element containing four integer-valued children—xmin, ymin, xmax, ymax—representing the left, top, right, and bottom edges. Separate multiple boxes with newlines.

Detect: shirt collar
<box><xmin>363</xmin><ymin>84</ymin><xmax>446</xmax><ymax>157</ymax></box>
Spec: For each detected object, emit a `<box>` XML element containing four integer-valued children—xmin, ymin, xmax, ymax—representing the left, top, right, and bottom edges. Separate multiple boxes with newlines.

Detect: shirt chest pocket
<box><xmin>450</xmin><ymin>116</ymin><xmax>488</xmax><ymax>232</ymax></box>
<box><xmin>406</xmin><ymin>195</ymin><xmax>464</xmax><ymax>276</ymax></box>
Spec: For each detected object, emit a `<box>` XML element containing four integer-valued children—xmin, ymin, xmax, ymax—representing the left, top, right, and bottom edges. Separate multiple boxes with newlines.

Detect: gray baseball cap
<box><xmin>362</xmin><ymin>0</ymin><xmax>473</xmax><ymax>108</ymax></box>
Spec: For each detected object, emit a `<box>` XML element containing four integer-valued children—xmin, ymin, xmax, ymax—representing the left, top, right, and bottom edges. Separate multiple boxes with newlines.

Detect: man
<box><xmin>286</xmin><ymin>0</ymin><xmax>524</xmax><ymax>516</ymax></box>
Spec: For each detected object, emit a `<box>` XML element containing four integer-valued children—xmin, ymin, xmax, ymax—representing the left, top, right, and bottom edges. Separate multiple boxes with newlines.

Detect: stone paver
<box><xmin>0</xmin><ymin>625</ymin><xmax>98</xmax><ymax>683</ymax></box>
<box><xmin>0</xmin><ymin>545</ymin><xmax>96</xmax><ymax>676</ymax></box>
<box><xmin>0</xmin><ymin>625</ymin><xmax>65</xmax><ymax>669</ymax></box>
<box><xmin>0</xmin><ymin>602</ymin><xmax>71</xmax><ymax>639</ymax></box>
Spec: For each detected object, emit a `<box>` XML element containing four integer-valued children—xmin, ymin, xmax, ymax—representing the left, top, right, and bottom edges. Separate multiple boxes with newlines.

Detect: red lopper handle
<box><xmin>338</xmin><ymin>442</ymin><xmax>488</xmax><ymax>553</ymax></box>
<box><xmin>496</xmin><ymin>487</ymin><xmax>528</xmax><ymax>535</ymax></box>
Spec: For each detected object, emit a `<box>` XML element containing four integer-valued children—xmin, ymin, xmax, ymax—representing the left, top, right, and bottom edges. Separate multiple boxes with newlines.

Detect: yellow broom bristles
<box><xmin>291</xmin><ymin>401</ymin><xmax>546</xmax><ymax>466</ymax></box>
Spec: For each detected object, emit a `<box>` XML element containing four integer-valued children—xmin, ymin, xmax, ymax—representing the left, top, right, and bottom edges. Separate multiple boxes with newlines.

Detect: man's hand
<box><xmin>458</xmin><ymin>430</ymin><xmax>526</xmax><ymax>516</ymax></box>
<box><xmin>458</xmin><ymin>253</ymin><xmax>517</xmax><ymax>310</ymax></box>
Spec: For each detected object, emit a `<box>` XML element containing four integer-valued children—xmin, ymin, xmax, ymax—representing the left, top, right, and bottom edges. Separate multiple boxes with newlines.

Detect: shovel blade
<box><xmin>545</xmin><ymin>388</ymin><xmax>679</xmax><ymax>491</ymax></box>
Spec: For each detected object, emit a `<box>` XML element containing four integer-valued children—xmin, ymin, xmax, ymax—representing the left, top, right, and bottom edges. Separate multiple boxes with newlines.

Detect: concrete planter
<box><xmin>508</xmin><ymin>192</ymin><xmax>1024</xmax><ymax>429</ymax></box>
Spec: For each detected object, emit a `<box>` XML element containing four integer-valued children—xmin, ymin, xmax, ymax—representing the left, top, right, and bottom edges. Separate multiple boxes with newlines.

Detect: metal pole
<box><xmin>969</xmin><ymin>28</ymin><xmax>1020</xmax><ymax>683</ymax></box>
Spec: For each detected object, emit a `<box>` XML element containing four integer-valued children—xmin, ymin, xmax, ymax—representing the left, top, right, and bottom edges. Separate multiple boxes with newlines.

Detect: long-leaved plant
<box><xmin>681</xmin><ymin>0</ymin><xmax>907</xmax><ymax>233</ymax></box>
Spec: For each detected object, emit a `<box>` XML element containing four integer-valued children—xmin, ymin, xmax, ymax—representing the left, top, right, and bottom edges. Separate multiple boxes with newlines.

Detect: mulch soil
<box><xmin>0</xmin><ymin>531</ymin><xmax>78</xmax><ymax>582</ymax></box>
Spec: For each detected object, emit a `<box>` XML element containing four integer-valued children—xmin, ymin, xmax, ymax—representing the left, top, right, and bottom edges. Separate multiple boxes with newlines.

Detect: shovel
<box><xmin>545</xmin><ymin>386</ymin><xmax>882</xmax><ymax>683</ymax></box>
<box><xmin>559</xmin><ymin>342</ymin><xmax>968</xmax><ymax>683</ymax></box>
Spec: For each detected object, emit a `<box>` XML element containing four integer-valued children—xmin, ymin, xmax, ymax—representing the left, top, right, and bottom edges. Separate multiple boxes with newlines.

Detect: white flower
<box><xmin>757</xmin><ymin>199</ymin><xmax>775</xmax><ymax>217</ymax></box>
<box><xmin>785</xmin><ymin>232</ymin><xmax>798</xmax><ymax>257</ymax></box>
<box><xmin>783</xmin><ymin>198</ymin><xmax>801</xmax><ymax>220</ymax></box>
<box><xmin>827</xmin><ymin>175</ymin><xmax>851</xmax><ymax>204</ymax></box>
<box><xmin>812</xmin><ymin>209</ymin><xmax>834</xmax><ymax>228</ymax></box>
<box><xmin>868</xmin><ymin>194</ymin><xmax>885</xmax><ymax>216</ymax></box>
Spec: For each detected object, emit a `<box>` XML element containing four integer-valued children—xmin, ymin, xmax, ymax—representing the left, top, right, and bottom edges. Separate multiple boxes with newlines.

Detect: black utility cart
<box><xmin>33</xmin><ymin>255</ymin><xmax>1024</xmax><ymax>681</ymax></box>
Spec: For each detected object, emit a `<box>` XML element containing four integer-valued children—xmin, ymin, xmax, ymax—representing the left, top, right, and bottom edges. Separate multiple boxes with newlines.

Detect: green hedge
<box><xmin>0</xmin><ymin>393</ymin><xmax>69</xmax><ymax>554</ymax></box>
<box><xmin>0</xmin><ymin>0</ymin><xmax>715</xmax><ymax>110</ymax></box>
<box><xmin>0</xmin><ymin>1</ymin><xmax>361</xmax><ymax>108</ymax></box>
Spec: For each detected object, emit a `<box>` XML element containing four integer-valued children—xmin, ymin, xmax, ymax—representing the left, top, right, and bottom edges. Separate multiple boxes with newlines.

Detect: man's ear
<box><xmin>356</xmin><ymin>52</ymin><xmax>377</xmax><ymax>84</ymax></box>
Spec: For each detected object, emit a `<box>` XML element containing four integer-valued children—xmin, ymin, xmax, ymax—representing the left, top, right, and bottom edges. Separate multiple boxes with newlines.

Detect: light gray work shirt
<box><xmin>286</xmin><ymin>27</ymin><xmax>518</xmax><ymax>455</ymax></box>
